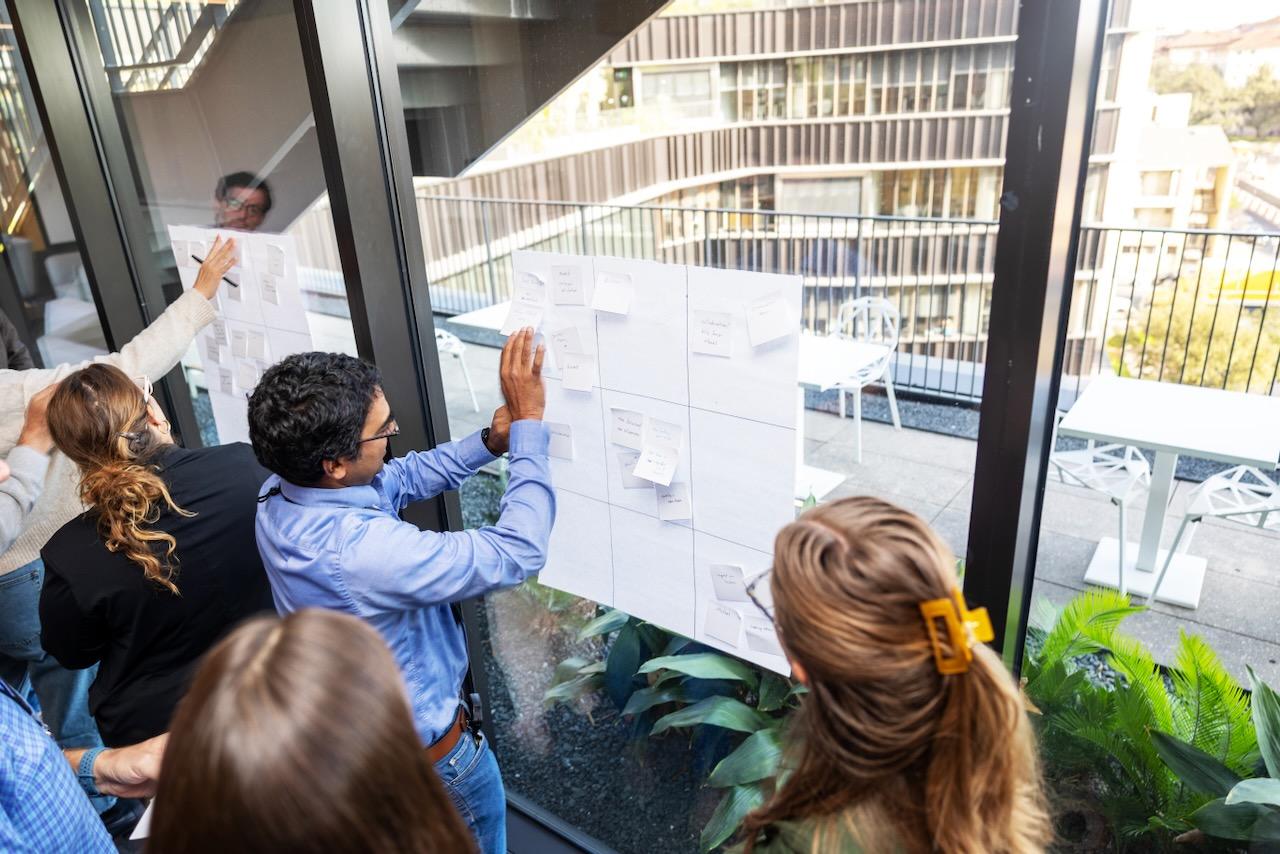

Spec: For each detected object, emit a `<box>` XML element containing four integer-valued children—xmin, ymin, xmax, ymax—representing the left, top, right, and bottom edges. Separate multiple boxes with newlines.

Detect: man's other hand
<box><xmin>17</xmin><ymin>384</ymin><xmax>57</xmax><ymax>455</ymax></box>
<box><xmin>498</xmin><ymin>327</ymin><xmax>545</xmax><ymax>422</ymax></box>
<box><xmin>93</xmin><ymin>733</ymin><xmax>168</xmax><ymax>798</ymax></box>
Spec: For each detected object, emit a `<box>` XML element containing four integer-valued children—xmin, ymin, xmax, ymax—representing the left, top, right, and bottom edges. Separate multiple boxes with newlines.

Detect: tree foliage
<box><xmin>1150</xmin><ymin>60</ymin><xmax>1280</xmax><ymax>138</ymax></box>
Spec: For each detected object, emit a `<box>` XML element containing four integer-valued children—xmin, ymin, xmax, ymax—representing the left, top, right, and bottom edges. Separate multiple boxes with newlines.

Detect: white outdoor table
<box><xmin>1058</xmin><ymin>376</ymin><xmax>1280</xmax><ymax>608</ymax></box>
<box><xmin>447</xmin><ymin>306</ymin><xmax>887</xmax><ymax>501</ymax></box>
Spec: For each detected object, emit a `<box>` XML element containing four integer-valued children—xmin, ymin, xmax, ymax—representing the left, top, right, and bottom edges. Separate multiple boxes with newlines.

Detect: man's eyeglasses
<box><xmin>223</xmin><ymin>197</ymin><xmax>267</xmax><ymax>217</ymax></box>
<box><xmin>745</xmin><ymin>569</ymin><xmax>775</xmax><ymax>625</ymax></box>
<box><xmin>357</xmin><ymin>423</ymin><xmax>400</xmax><ymax>445</ymax></box>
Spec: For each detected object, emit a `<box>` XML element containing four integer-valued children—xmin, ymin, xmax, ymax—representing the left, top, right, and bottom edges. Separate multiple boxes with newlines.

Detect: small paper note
<box><xmin>550</xmin><ymin>264</ymin><xmax>586</xmax><ymax>306</ymax></box>
<box><xmin>211</xmin><ymin>318</ymin><xmax>229</xmax><ymax>345</ymax></box>
<box><xmin>204</xmin><ymin>336</ymin><xmax>221</xmax><ymax>363</ymax></box>
<box><xmin>592</xmin><ymin>273</ymin><xmax>632</xmax><ymax>315</ymax></box>
<box><xmin>225</xmin><ymin>278</ymin><xmax>243</xmax><ymax>302</ymax></box>
<box><xmin>171</xmin><ymin>240</ymin><xmax>188</xmax><ymax>266</ymax></box>
<box><xmin>745</xmin><ymin>294</ymin><xmax>793</xmax><ymax>347</ymax></box>
<box><xmin>631</xmin><ymin>444</ymin><xmax>679</xmax><ymax>487</ymax></box>
<box><xmin>547</xmin><ymin>422</ymin><xmax>574</xmax><ymax>460</ymax></box>
<box><xmin>500</xmin><ymin>302</ymin><xmax>543</xmax><ymax>336</ymax></box>
<box><xmin>231</xmin><ymin>330</ymin><xmax>248</xmax><ymax>358</ymax></box>
<box><xmin>642</xmin><ymin>417</ymin><xmax>684</xmax><ymax>451</ymax></box>
<box><xmin>692</xmin><ymin>310</ymin><xmax>734</xmax><ymax>358</ymax></box>
<box><xmin>248</xmin><ymin>330</ymin><xmax>267</xmax><ymax>361</ymax></box>
<box><xmin>561</xmin><ymin>353</ymin><xmax>595</xmax><ymax>392</ymax></box>
<box><xmin>188</xmin><ymin>240</ymin><xmax>206</xmax><ymax>262</ymax></box>
<box><xmin>744</xmin><ymin>615</ymin><xmax>785</xmax><ymax>657</ymax></box>
<box><xmin>705</xmin><ymin>603</ymin><xmax>743</xmax><ymax>646</ymax></box>
<box><xmin>513</xmin><ymin>272</ymin><xmax>546</xmax><ymax>306</ymax></box>
<box><xmin>236</xmin><ymin>362</ymin><xmax>259</xmax><ymax>393</ymax></box>
<box><xmin>218</xmin><ymin>368</ymin><xmax>234</xmax><ymax>395</ymax></box>
<box><xmin>609</xmin><ymin>408</ymin><xmax>644</xmax><ymax>450</ymax></box>
<box><xmin>260</xmin><ymin>273</ymin><xmax>280</xmax><ymax>306</ymax></box>
<box><xmin>709</xmin><ymin>564</ymin><xmax>750</xmax><ymax>603</ymax></box>
<box><xmin>656</xmin><ymin>482</ymin><xmax>692</xmax><ymax>521</ymax></box>
<box><xmin>617</xmin><ymin>451</ymin><xmax>648</xmax><ymax>489</ymax></box>
<box><xmin>267</xmin><ymin>243</ymin><xmax>286</xmax><ymax>277</ymax></box>
<box><xmin>549</xmin><ymin>326</ymin><xmax>584</xmax><ymax>367</ymax></box>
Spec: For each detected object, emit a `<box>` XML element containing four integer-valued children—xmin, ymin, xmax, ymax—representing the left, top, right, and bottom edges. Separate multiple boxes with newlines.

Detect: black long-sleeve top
<box><xmin>39</xmin><ymin>442</ymin><xmax>275</xmax><ymax>747</ymax></box>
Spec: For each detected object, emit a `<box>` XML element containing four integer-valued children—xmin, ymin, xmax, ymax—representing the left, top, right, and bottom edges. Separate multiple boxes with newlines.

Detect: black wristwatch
<box><xmin>481</xmin><ymin>427</ymin><xmax>493</xmax><ymax>454</ymax></box>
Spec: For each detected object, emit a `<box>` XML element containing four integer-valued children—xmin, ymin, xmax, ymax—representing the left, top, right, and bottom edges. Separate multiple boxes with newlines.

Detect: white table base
<box><xmin>1082</xmin><ymin>536</ymin><xmax>1207</xmax><ymax>608</ymax></box>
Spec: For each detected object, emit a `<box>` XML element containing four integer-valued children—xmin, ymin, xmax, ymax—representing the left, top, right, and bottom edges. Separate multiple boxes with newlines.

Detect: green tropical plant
<box><xmin>1022</xmin><ymin>589</ymin><xmax>1259</xmax><ymax>847</ymax></box>
<box><xmin>544</xmin><ymin>608</ymin><xmax>801</xmax><ymax>852</ymax></box>
<box><xmin>1150</xmin><ymin>667</ymin><xmax>1280</xmax><ymax>845</ymax></box>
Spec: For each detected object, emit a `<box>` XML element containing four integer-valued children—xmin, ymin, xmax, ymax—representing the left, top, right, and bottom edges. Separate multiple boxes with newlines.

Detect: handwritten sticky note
<box><xmin>692</xmin><ymin>310</ymin><xmax>733</xmax><ymax>358</ymax></box>
<box><xmin>204</xmin><ymin>336</ymin><xmax>221</xmax><ymax>364</ymax></box>
<box><xmin>561</xmin><ymin>353</ymin><xmax>595</xmax><ymax>392</ymax></box>
<box><xmin>248</xmin><ymin>331</ymin><xmax>267</xmax><ymax>361</ymax></box>
<box><xmin>744</xmin><ymin>615</ymin><xmax>785</xmax><ymax>657</ymax></box>
<box><xmin>709</xmin><ymin>563</ymin><xmax>750</xmax><ymax>603</ymax></box>
<box><xmin>513</xmin><ymin>271</ymin><xmax>546</xmax><ymax>306</ymax></box>
<box><xmin>260</xmin><ymin>273</ymin><xmax>280</xmax><ymax>306</ymax></box>
<box><xmin>500</xmin><ymin>302</ymin><xmax>543</xmax><ymax>336</ymax></box>
<box><xmin>642</xmin><ymin>417</ymin><xmax>684</xmax><ymax>451</ymax></box>
<box><xmin>617</xmin><ymin>451</ymin><xmax>648</xmax><ymax>489</ymax></box>
<box><xmin>549</xmin><ymin>326</ymin><xmax>584</xmax><ymax>367</ymax></box>
<box><xmin>610</xmin><ymin>408</ymin><xmax>644</xmax><ymax>450</ymax></box>
<box><xmin>211</xmin><ymin>318</ymin><xmax>229</xmax><ymax>345</ymax></box>
<box><xmin>171</xmin><ymin>240</ymin><xmax>188</xmax><ymax>266</ymax></box>
<box><xmin>546</xmin><ymin>422</ymin><xmax>574</xmax><ymax>460</ymax></box>
<box><xmin>236</xmin><ymin>362</ymin><xmax>259</xmax><ymax>393</ymax></box>
<box><xmin>591</xmin><ymin>272</ymin><xmax>632</xmax><ymax>315</ymax></box>
<box><xmin>188</xmin><ymin>240</ymin><xmax>206</xmax><ymax>262</ymax></box>
<box><xmin>225</xmin><ymin>278</ymin><xmax>243</xmax><ymax>302</ymax></box>
<box><xmin>231</xmin><ymin>330</ymin><xmax>248</xmax><ymax>358</ymax></box>
<box><xmin>745</xmin><ymin>294</ymin><xmax>793</xmax><ymax>347</ymax></box>
<box><xmin>656</xmin><ymin>482</ymin><xmax>692</xmax><ymax>521</ymax></box>
<box><xmin>267</xmin><ymin>243</ymin><xmax>286</xmax><ymax>277</ymax></box>
<box><xmin>550</xmin><ymin>264</ymin><xmax>586</xmax><ymax>306</ymax></box>
<box><xmin>631</xmin><ymin>444</ymin><xmax>679</xmax><ymax>487</ymax></box>
<box><xmin>218</xmin><ymin>368</ymin><xmax>234</xmax><ymax>395</ymax></box>
<box><xmin>705</xmin><ymin>603</ymin><xmax>743</xmax><ymax>646</ymax></box>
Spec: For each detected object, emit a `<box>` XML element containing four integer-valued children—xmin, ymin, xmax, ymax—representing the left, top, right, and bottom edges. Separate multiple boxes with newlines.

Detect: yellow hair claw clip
<box><xmin>919</xmin><ymin>589</ymin><xmax>994</xmax><ymax>675</ymax></box>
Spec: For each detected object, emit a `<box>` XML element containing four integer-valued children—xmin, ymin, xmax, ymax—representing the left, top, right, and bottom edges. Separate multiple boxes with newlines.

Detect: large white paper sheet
<box><xmin>611</xmin><ymin>505</ymin><xmax>696</xmax><ymax>637</ymax></box>
<box><xmin>543</xmin><ymin>378</ymin><xmax>609</xmax><ymax>502</ymax></box>
<box><xmin>512</xmin><ymin>251</ymin><xmax>597</xmax><ymax>383</ymax></box>
<box><xmin>594</xmin><ymin>257</ymin><xmax>689</xmax><ymax>405</ymax></box>
<box><xmin>540</xmin><ymin>491</ymin><xmax>614</xmax><ymax>606</ymax></box>
<box><xmin>693</xmin><ymin>531</ymin><xmax>789</xmax><ymax>673</ymax></box>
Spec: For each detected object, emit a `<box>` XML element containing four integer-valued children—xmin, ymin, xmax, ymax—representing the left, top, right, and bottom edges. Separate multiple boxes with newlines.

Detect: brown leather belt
<box><xmin>426</xmin><ymin>707</ymin><xmax>468</xmax><ymax>764</ymax></box>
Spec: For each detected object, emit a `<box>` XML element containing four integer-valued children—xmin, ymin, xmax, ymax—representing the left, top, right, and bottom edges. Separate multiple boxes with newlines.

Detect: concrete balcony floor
<box><xmin>438</xmin><ymin>340</ymin><xmax>1280</xmax><ymax>686</ymax></box>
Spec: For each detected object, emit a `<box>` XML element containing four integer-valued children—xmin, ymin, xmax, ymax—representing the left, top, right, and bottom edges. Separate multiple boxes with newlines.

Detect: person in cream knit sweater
<box><xmin>0</xmin><ymin>236</ymin><xmax>237</xmax><ymax>763</ymax></box>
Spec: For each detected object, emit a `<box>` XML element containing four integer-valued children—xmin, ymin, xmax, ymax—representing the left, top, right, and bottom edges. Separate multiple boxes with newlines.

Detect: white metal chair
<box><xmin>1050</xmin><ymin>411</ymin><xmax>1151</xmax><ymax>596</ymax></box>
<box><xmin>831</xmin><ymin>297</ymin><xmax>901</xmax><ymax>464</ymax></box>
<box><xmin>435</xmin><ymin>329</ymin><xmax>479</xmax><ymax>412</ymax></box>
<box><xmin>1151</xmin><ymin>465</ymin><xmax>1280</xmax><ymax>600</ymax></box>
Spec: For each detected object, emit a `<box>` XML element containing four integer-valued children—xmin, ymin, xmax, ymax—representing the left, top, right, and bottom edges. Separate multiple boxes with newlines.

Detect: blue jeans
<box><xmin>0</xmin><ymin>559</ymin><xmax>112</xmax><ymax>812</ymax></box>
<box><xmin>434</xmin><ymin>728</ymin><xmax>506</xmax><ymax>854</ymax></box>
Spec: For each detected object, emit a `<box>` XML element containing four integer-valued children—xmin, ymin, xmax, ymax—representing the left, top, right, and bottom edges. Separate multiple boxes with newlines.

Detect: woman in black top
<box><xmin>38</xmin><ymin>363</ymin><xmax>274</xmax><ymax>747</ymax></box>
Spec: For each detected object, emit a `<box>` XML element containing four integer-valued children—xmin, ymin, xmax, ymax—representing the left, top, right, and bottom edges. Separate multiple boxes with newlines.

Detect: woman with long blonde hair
<box><xmin>737</xmin><ymin>496</ymin><xmax>1052</xmax><ymax>853</ymax></box>
<box><xmin>36</xmin><ymin>363</ymin><xmax>273</xmax><ymax>748</ymax></box>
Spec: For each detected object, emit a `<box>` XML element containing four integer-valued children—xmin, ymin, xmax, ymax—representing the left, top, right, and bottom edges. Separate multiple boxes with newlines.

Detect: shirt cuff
<box><xmin>6</xmin><ymin>445</ymin><xmax>49</xmax><ymax>482</ymax></box>
<box><xmin>458</xmin><ymin>429</ymin><xmax>497</xmax><ymax>469</ymax></box>
<box><xmin>509</xmin><ymin>420</ymin><xmax>549</xmax><ymax>457</ymax></box>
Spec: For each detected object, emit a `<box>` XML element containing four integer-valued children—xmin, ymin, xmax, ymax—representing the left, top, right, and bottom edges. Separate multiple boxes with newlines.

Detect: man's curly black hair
<box><xmin>247</xmin><ymin>352</ymin><xmax>382</xmax><ymax>486</ymax></box>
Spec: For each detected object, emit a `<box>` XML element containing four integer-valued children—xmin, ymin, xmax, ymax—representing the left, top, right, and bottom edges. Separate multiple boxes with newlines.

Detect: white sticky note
<box><xmin>592</xmin><ymin>273</ymin><xmax>632</xmax><ymax>315</ymax></box>
<box><xmin>745</xmin><ymin>294</ymin><xmax>793</xmax><ymax>347</ymax></box>
<box><xmin>744</xmin><ymin>615</ymin><xmax>785</xmax><ymax>657</ymax></box>
<box><xmin>692</xmin><ymin>310</ymin><xmax>734</xmax><ymax>358</ymax></box>
<box><xmin>219</xmin><ymin>368</ymin><xmax>234</xmax><ymax>395</ymax></box>
<box><xmin>642</xmin><ymin>417</ymin><xmax>684</xmax><ymax>451</ymax></box>
<box><xmin>248</xmin><ymin>330</ymin><xmax>267</xmax><ymax>361</ymax></box>
<box><xmin>514</xmin><ymin>272</ymin><xmax>546</xmax><ymax>306</ymax></box>
<box><xmin>260</xmin><ymin>273</ymin><xmax>280</xmax><ymax>306</ymax></box>
<box><xmin>561</xmin><ymin>353</ymin><xmax>595</xmax><ymax>392</ymax></box>
<box><xmin>547</xmin><ymin>422</ymin><xmax>574</xmax><ymax>460</ymax></box>
<box><xmin>231</xmin><ymin>330</ymin><xmax>248</xmax><ymax>358</ymax></box>
<box><xmin>267</xmin><ymin>243</ymin><xmax>286</xmax><ymax>277</ymax></box>
<box><xmin>188</xmin><ymin>240</ymin><xmax>206</xmax><ymax>262</ymax></box>
<box><xmin>709</xmin><ymin>563</ymin><xmax>750</xmax><ymax>603</ymax></box>
<box><xmin>632</xmin><ymin>444</ymin><xmax>679</xmax><ymax>487</ymax></box>
<box><xmin>211</xmin><ymin>318</ymin><xmax>229</xmax><ymax>345</ymax></box>
<box><xmin>500</xmin><ymin>302</ymin><xmax>543</xmax><ymax>336</ymax></box>
<box><xmin>550</xmin><ymin>264</ymin><xmax>586</xmax><ymax>306</ymax></box>
<box><xmin>171</xmin><ymin>240</ymin><xmax>188</xmax><ymax>266</ymax></box>
<box><xmin>237</xmin><ymin>362</ymin><xmax>259</xmax><ymax>393</ymax></box>
<box><xmin>656</xmin><ymin>482</ymin><xmax>692</xmax><ymax>521</ymax></box>
<box><xmin>610</xmin><ymin>408</ymin><xmax>644</xmax><ymax>450</ymax></box>
<box><xmin>618</xmin><ymin>451</ymin><xmax>648</xmax><ymax>489</ymax></box>
<box><xmin>705</xmin><ymin>603</ymin><xmax>743</xmax><ymax>647</ymax></box>
<box><xmin>225</xmin><ymin>278</ymin><xmax>243</xmax><ymax>302</ymax></box>
<box><xmin>130</xmin><ymin>800</ymin><xmax>154</xmax><ymax>840</ymax></box>
<box><xmin>204</xmin><ymin>336</ymin><xmax>221</xmax><ymax>364</ymax></box>
<box><xmin>549</xmin><ymin>326</ymin><xmax>584</xmax><ymax>367</ymax></box>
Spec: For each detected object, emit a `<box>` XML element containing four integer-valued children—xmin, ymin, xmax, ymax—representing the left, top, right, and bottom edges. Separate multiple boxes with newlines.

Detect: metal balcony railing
<box><xmin>414</xmin><ymin>195</ymin><xmax>1280</xmax><ymax>404</ymax></box>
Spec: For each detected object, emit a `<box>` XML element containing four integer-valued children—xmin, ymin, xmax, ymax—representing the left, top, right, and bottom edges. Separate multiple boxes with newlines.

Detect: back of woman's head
<box><xmin>743</xmin><ymin>496</ymin><xmax>1051</xmax><ymax>854</ymax></box>
<box><xmin>48</xmin><ymin>363</ymin><xmax>188</xmax><ymax>593</ymax></box>
<box><xmin>150</xmin><ymin>609</ymin><xmax>474</xmax><ymax>853</ymax></box>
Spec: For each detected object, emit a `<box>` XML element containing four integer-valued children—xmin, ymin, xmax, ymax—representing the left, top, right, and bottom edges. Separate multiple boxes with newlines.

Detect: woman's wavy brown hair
<box><xmin>47</xmin><ymin>363</ymin><xmax>191</xmax><ymax>594</ymax></box>
<box><xmin>741</xmin><ymin>496</ymin><xmax>1052</xmax><ymax>854</ymax></box>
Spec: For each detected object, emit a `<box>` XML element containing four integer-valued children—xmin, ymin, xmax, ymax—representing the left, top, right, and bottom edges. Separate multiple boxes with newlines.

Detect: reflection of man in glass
<box><xmin>213</xmin><ymin>172</ymin><xmax>272</xmax><ymax>232</ymax></box>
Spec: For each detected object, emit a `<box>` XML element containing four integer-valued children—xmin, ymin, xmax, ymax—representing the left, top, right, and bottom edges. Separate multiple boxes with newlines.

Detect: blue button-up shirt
<box><xmin>255</xmin><ymin>421</ymin><xmax>554</xmax><ymax>744</ymax></box>
<box><xmin>0</xmin><ymin>680</ymin><xmax>113</xmax><ymax>853</ymax></box>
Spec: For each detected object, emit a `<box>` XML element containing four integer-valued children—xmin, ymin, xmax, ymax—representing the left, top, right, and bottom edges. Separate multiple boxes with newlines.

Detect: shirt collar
<box><xmin>0</xmin><ymin>678</ymin><xmax>36</xmax><ymax>717</ymax></box>
<box><xmin>274</xmin><ymin>475</ymin><xmax>383</xmax><ymax>509</ymax></box>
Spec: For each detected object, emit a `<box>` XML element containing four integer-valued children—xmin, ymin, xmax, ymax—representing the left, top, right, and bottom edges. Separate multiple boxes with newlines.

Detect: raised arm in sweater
<box><xmin>0</xmin><ymin>446</ymin><xmax>48</xmax><ymax>554</ymax></box>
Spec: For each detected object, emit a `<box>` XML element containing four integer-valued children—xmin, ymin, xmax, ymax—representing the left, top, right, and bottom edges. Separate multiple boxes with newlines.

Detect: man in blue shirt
<box><xmin>248</xmin><ymin>329</ymin><xmax>553</xmax><ymax>854</ymax></box>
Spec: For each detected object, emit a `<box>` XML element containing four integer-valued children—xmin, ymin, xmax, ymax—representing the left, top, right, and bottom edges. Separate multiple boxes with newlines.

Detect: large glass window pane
<box><xmin>77</xmin><ymin>0</ymin><xmax>358</xmax><ymax>447</ymax></box>
<box><xmin>0</xmin><ymin>4</ymin><xmax>110</xmax><ymax>368</ymax></box>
